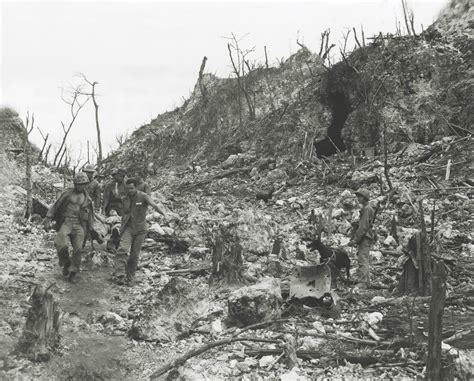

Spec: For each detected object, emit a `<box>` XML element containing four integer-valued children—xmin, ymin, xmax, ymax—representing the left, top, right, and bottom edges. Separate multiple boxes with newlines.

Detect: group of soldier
<box><xmin>43</xmin><ymin>164</ymin><xmax>375</xmax><ymax>289</ymax></box>
<box><xmin>43</xmin><ymin>165</ymin><xmax>175</xmax><ymax>285</ymax></box>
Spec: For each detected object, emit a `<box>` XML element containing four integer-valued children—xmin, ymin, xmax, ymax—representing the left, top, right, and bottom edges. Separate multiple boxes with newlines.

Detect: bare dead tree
<box><xmin>56</xmin><ymin>143</ymin><xmax>68</xmax><ymax>169</ymax></box>
<box><xmin>264</xmin><ymin>46</ymin><xmax>269</xmax><ymax>70</ymax></box>
<box><xmin>44</xmin><ymin>144</ymin><xmax>52</xmax><ymax>164</ymax></box>
<box><xmin>37</xmin><ymin>127</ymin><xmax>49</xmax><ymax>163</ymax></box>
<box><xmin>408</xmin><ymin>8</ymin><xmax>416</xmax><ymax>36</ymax></box>
<box><xmin>197</xmin><ymin>56</ymin><xmax>208</xmax><ymax>107</ymax></box>
<box><xmin>318</xmin><ymin>29</ymin><xmax>329</xmax><ymax>56</ymax></box>
<box><xmin>115</xmin><ymin>132</ymin><xmax>129</xmax><ymax>148</ymax></box>
<box><xmin>53</xmin><ymin>86</ymin><xmax>90</xmax><ymax>167</ymax></box>
<box><xmin>353</xmin><ymin>27</ymin><xmax>362</xmax><ymax>49</ymax></box>
<box><xmin>341</xmin><ymin>29</ymin><xmax>351</xmax><ymax>55</ymax></box>
<box><xmin>318</xmin><ymin>29</ymin><xmax>335</xmax><ymax>66</ymax></box>
<box><xmin>296</xmin><ymin>34</ymin><xmax>306</xmax><ymax>50</ymax></box>
<box><xmin>360</xmin><ymin>24</ymin><xmax>366</xmax><ymax>47</ymax></box>
<box><xmin>23</xmin><ymin>112</ymin><xmax>34</xmax><ymax>218</ymax></box>
<box><xmin>77</xmin><ymin>73</ymin><xmax>103</xmax><ymax>165</ymax></box>
<box><xmin>401</xmin><ymin>0</ymin><xmax>414</xmax><ymax>36</ymax></box>
<box><xmin>226</xmin><ymin>33</ymin><xmax>256</xmax><ymax>122</ymax></box>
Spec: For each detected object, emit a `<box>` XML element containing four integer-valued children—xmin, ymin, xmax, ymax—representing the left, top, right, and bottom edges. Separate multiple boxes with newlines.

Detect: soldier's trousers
<box><xmin>115</xmin><ymin>226</ymin><xmax>146</xmax><ymax>280</ymax></box>
<box><xmin>54</xmin><ymin>218</ymin><xmax>86</xmax><ymax>273</ymax></box>
<box><xmin>357</xmin><ymin>237</ymin><xmax>372</xmax><ymax>285</ymax></box>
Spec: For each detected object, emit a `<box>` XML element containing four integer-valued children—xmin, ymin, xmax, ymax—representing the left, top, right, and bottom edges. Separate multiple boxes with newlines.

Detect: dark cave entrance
<box><xmin>315</xmin><ymin>91</ymin><xmax>351</xmax><ymax>158</ymax></box>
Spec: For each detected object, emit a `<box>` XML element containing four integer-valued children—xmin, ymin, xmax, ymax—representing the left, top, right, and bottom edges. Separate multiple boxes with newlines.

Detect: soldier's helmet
<box><xmin>73</xmin><ymin>172</ymin><xmax>90</xmax><ymax>185</ymax></box>
<box><xmin>83</xmin><ymin>164</ymin><xmax>95</xmax><ymax>173</ymax></box>
<box><xmin>355</xmin><ymin>188</ymin><xmax>370</xmax><ymax>200</ymax></box>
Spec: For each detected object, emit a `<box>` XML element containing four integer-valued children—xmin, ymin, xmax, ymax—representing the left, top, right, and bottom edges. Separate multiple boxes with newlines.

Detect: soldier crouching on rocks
<box><xmin>350</xmin><ymin>188</ymin><xmax>375</xmax><ymax>289</ymax></box>
<box><xmin>113</xmin><ymin>178</ymin><xmax>178</xmax><ymax>286</ymax></box>
<box><xmin>43</xmin><ymin>172</ymin><xmax>95</xmax><ymax>283</ymax></box>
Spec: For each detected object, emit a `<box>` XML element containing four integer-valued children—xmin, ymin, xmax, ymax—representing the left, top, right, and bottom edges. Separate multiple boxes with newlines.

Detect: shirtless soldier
<box><xmin>43</xmin><ymin>172</ymin><xmax>95</xmax><ymax>283</ymax></box>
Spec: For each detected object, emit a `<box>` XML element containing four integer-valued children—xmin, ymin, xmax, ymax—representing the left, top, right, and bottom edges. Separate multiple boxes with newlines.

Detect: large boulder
<box><xmin>128</xmin><ymin>278</ymin><xmax>209</xmax><ymax>342</ymax></box>
<box><xmin>228</xmin><ymin>278</ymin><xmax>282</xmax><ymax>326</ymax></box>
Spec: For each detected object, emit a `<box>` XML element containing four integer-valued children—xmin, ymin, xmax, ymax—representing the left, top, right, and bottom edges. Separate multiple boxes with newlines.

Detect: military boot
<box><xmin>69</xmin><ymin>271</ymin><xmax>78</xmax><ymax>284</ymax></box>
<box><xmin>58</xmin><ymin>248</ymin><xmax>71</xmax><ymax>276</ymax></box>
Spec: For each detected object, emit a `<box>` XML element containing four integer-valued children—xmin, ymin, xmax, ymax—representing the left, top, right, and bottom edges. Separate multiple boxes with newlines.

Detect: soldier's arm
<box><xmin>144</xmin><ymin>183</ymin><xmax>151</xmax><ymax>195</ymax></box>
<box><xmin>144</xmin><ymin>194</ymin><xmax>168</xmax><ymax>216</ymax></box>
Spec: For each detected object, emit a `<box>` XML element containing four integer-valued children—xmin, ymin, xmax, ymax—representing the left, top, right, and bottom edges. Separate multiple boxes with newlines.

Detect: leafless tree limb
<box><xmin>76</xmin><ymin>72</ymin><xmax>103</xmax><ymax>165</ymax></box>
<box><xmin>353</xmin><ymin>27</ymin><xmax>362</xmax><ymax>49</ymax></box>
<box><xmin>264</xmin><ymin>46</ymin><xmax>269</xmax><ymax>70</ymax></box>
<box><xmin>401</xmin><ymin>0</ymin><xmax>412</xmax><ymax>36</ymax></box>
<box><xmin>37</xmin><ymin>127</ymin><xmax>49</xmax><ymax>162</ymax></box>
<box><xmin>226</xmin><ymin>34</ymin><xmax>255</xmax><ymax>121</ymax></box>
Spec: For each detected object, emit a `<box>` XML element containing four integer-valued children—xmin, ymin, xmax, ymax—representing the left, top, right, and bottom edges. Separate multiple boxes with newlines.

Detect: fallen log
<box><xmin>181</xmin><ymin>166</ymin><xmax>252</xmax><ymax>190</ymax></box>
<box><xmin>243</xmin><ymin>349</ymin><xmax>378</xmax><ymax>365</ymax></box>
<box><xmin>149</xmin><ymin>337</ymin><xmax>280</xmax><ymax>379</ymax></box>
<box><xmin>162</xmin><ymin>266</ymin><xmax>211</xmax><ymax>276</ymax></box>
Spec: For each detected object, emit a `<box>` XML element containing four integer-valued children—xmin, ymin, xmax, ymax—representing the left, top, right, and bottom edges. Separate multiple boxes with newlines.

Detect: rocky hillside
<box><xmin>106</xmin><ymin>0</ymin><xmax>472</xmax><ymax>176</ymax></box>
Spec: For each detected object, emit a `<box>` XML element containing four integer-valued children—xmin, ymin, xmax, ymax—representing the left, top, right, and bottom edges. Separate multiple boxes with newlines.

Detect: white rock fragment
<box><xmin>259</xmin><ymin>355</ymin><xmax>275</xmax><ymax>367</ymax></box>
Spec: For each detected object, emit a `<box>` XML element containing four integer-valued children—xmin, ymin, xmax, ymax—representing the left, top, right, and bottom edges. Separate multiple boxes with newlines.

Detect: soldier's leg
<box><xmin>69</xmin><ymin>222</ymin><xmax>86</xmax><ymax>274</ymax></box>
<box><xmin>126</xmin><ymin>232</ymin><xmax>146</xmax><ymax>282</ymax></box>
<box><xmin>54</xmin><ymin>221</ymin><xmax>72</xmax><ymax>274</ymax></box>
<box><xmin>357</xmin><ymin>238</ymin><xmax>371</xmax><ymax>286</ymax></box>
<box><xmin>115</xmin><ymin>227</ymin><xmax>132</xmax><ymax>279</ymax></box>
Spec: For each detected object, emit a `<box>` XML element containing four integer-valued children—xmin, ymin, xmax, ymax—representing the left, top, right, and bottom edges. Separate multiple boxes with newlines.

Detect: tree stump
<box><xmin>426</xmin><ymin>260</ymin><xmax>447</xmax><ymax>381</ymax></box>
<box><xmin>397</xmin><ymin>232</ymin><xmax>432</xmax><ymax>295</ymax></box>
<box><xmin>209</xmin><ymin>233</ymin><xmax>244</xmax><ymax>286</ymax></box>
<box><xmin>17</xmin><ymin>285</ymin><xmax>61</xmax><ymax>362</ymax></box>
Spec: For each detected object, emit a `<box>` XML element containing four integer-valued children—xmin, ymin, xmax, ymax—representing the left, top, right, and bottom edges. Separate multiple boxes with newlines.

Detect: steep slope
<box><xmin>106</xmin><ymin>0</ymin><xmax>472</xmax><ymax>177</ymax></box>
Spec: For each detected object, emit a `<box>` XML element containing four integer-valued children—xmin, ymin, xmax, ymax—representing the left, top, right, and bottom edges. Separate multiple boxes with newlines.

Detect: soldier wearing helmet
<box><xmin>83</xmin><ymin>164</ymin><xmax>101</xmax><ymax>208</ymax></box>
<box><xmin>350</xmin><ymin>188</ymin><xmax>375</xmax><ymax>288</ymax></box>
<box><xmin>43</xmin><ymin>172</ymin><xmax>95</xmax><ymax>283</ymax></box>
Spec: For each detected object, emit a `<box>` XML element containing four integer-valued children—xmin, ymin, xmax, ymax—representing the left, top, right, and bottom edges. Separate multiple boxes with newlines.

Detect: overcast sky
<box><xmin>1</xmin><ymin>0</ymin><xmax>447</xmax><ymax>163</ymax></box>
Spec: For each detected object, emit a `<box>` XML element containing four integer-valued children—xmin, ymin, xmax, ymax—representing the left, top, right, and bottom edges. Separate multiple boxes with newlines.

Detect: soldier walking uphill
<box><xmin>83</xmin><ymin>164</ymin><xmax>101</xmax><ymax>208</ymax></box>
<box><xmin>43</xmin><ymin>172</ymin><xmax>95</xmax><ymax>283</ymax></box>
<box><xmin>103</xmin><ymin>169</ymin><xmax>126</xmax><ymax>216</ymax></box>
<box><xmin>113</xmin><ymin>178</ymin><xmax>174</xmax><ymax>285</ymax></box>
<box><xmin>350</xmin><ymin>188</ymin><xmax>375</xmax><ymax>288</ymax></box>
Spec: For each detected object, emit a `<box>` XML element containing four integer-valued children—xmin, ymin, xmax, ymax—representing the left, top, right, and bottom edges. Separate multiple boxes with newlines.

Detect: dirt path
<box><xmin>0</xmin><ymin>175</ymin><xmax>167</xmax><ymax>379</ymax></box>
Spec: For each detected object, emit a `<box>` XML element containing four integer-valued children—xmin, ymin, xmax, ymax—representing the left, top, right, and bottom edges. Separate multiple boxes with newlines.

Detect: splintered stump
<box><xmin>426</xmin><ymin>260</ymin><xmax>447</xmax><ymax>381</ymax></box>
<box><xmin>209</xmin><ymin>235</ymin><xmax>243</xmax><ymax>286</ymax></box>
<box><xmin>228</xmin><ymin>278</ymin><xmax>282</xmax><ymax>326</ymax></box>
<box><xmin>398</xmin><ymin>232</ymin><xmax>432</xmax><ymax>295</ymax></box>
<box><xmin>17</xmin><ymin>285</ymin><xmax>61</xmax><ymax>362</ymax></box>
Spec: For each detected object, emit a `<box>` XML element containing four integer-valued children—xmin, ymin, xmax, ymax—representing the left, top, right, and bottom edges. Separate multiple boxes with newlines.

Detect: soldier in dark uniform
<box><xmin>113</xmin><ymin>178</ymin><xmax>173</xmax><ymax>285</ymax></box>
<box><xmin>103</xmin><ymin>169</ymin><xmax>126</xmax><ymax>216</ymax></box>
<box><xmin>83</xmin><ymin>164</ymin><xmax>101</xmax><ymax>208</ymax></box>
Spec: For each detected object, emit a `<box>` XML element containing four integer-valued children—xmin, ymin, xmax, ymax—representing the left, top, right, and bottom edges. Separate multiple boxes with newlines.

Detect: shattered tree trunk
<box><xmin>398</xmin><ymin>232</ymin><xmax>432</xmax><ymax>295</ymax></box>
<box><xmin>426</xmin><ymin>260</ymin><xmax>447</xmax><ymax>381</ymax></box>
<box><xmin>398</xmin><ymin>203</ymin><xmax>432</xmax><ymax>295</ymax></box>
<box><xmin>17</xmin><ymin>285</ymin><xmax>61</xmax><ymax>362</ymax></box>
<box><xmin>209</xmin><ymin>234</ymin><xmax>243</xmax><ymax>286</ymax></box>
